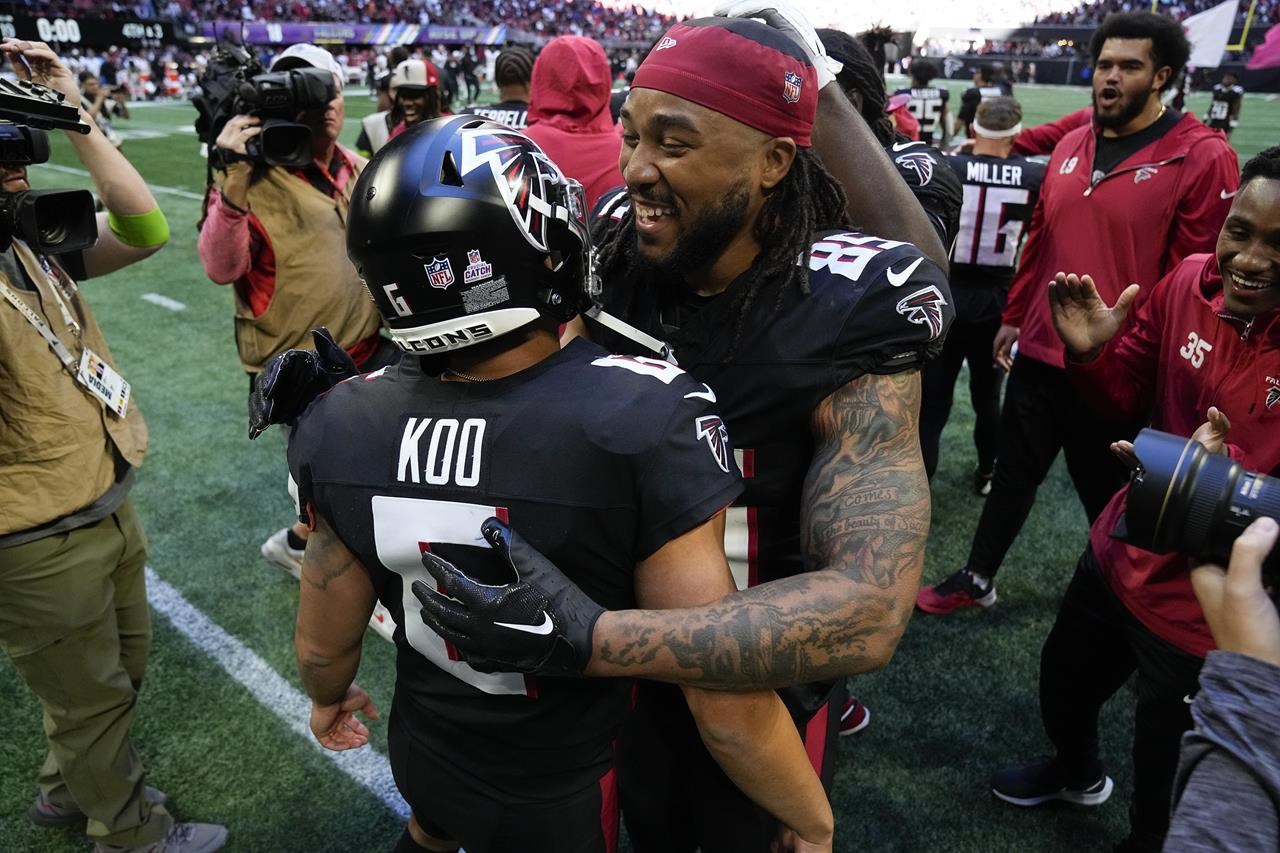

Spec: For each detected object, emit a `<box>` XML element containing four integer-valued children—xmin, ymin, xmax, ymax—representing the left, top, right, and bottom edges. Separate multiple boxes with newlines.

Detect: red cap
<box><xmin>631</xmin><ymin>18</ymin><xmax>817</xmax><ymax>147</ymax></box>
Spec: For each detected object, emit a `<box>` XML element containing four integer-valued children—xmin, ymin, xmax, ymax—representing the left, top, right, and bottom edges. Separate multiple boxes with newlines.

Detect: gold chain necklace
<box><xmin>442</xmin><ymin>367</ymin><xmax>494</xmax><ymax>383</ymax></box>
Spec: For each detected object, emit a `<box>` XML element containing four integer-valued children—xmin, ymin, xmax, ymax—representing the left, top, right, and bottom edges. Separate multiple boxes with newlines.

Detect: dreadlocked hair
<box><xmin>817</xmin><ymin>28</ymin><xmax>895</xmax><ymax>147</ymax></box>
<box><xmin>859</xmin><ymin>27</ymin><xmax>896</xmax><ymax>79</ymax></box>
<box><xmin>595</xmin><ymin>148</ymin><xmax>851</xmax><ymax>357</ymax></box>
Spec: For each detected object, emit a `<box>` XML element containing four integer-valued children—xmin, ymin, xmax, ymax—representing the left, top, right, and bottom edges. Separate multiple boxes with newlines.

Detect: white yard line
<box><xmin>140</xmin><ymin>293</ymin><xmax>186</xmax><ymax>311</ymax></box>
<box><xmin>29</xmin><ymin>162</ymin><xmax>205</xmax><ymax>201</ymax></box>
<box><xmin>144</xmin><ymin>567</ymin><xmax>409</xmax><ymax>820</ymax></box>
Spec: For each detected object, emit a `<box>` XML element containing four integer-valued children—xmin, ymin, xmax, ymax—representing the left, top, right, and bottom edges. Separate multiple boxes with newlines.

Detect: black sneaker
<box><xmin>991</xmin><ymin>759</ymin><xmax>1114</xmax><ymax>807</ymax></box>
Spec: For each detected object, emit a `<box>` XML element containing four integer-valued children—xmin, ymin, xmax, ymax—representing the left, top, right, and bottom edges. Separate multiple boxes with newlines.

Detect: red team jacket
<box><xmin>1068</xmin><ymin>254</ymin><xmax>1280</xmax><ymax>657</ymax></box>
<box><xmin>1004</xmin><ymin>114</ymin><xmax>1239</xmax><ymax>369</ymax></box>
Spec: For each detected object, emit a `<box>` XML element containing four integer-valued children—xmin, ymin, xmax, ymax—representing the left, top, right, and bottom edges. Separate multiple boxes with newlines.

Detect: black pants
<box><xmin>1040</xmin><ymin>548</ymin><xmax>1203</xmax><ymax>843</ymax></box>
<box><xmin>388</xmin><ymin>711</ymin><xmax>618</xmax><ymax>853</ymax></box>
<box><xmin>919</xmin><ymin>284</ymin><xmax>1006</xmax><ymax>479</ymax></box>
<box><xmin>965</xmin><ymin>354</ymin><xmax>1141</xmax><ymax>578</ymax></box>
<box><xmin>618</xmin><ymin>680</ymin><xmax>845</xmax><ymax>853</ymax></box>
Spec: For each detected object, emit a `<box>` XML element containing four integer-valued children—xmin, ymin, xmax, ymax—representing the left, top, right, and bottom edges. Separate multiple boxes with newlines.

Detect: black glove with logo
<box><xmin>248</xmin><ymin>327</ymin><xmax>359</xmax><ymax>440</ymax></box>
<box><xmin>412</xmin><ymin>517</ymin><xmax>605</xmax><ymax>677</ymax></box>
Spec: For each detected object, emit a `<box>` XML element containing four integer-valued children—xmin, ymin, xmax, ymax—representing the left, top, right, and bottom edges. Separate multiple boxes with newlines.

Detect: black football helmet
<box><xmin>348</xmin><ymin>115</ymin><xmax>595</xmax><ymax>355</ymax></box>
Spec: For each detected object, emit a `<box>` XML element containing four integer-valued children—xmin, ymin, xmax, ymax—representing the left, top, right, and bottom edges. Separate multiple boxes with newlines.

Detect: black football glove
<box><xmin>411</xmin><ymin>517</ymin><xmax>605</xmax><ymax>677</ymax></box>
<box><xmin>248</xmin><ymin>327</ymin><xmax>359</xmax><ymax>440</ymax></box>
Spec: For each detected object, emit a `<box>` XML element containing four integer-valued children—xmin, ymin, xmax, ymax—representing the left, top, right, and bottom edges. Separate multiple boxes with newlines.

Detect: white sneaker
<box><xmin>368</xmin><ymin>602</ymin><xmax>398</xmax><ymax>644</ymax></box>
<box><xmin>260</xmin><ymin>528</ymin><xmax>303</xmax><ymax>580</ymax></box>
<box><xmin>95</xmin><ymin>821</ymin><xmax>227</xmax><ymax>853</ymax></box>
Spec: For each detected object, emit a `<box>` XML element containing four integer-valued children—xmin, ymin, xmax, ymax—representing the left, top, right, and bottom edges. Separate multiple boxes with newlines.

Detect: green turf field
<box><xmin>0</xmin><ymin>83</ymin><xmax>1275</xmax><ymax>853</ymax></box>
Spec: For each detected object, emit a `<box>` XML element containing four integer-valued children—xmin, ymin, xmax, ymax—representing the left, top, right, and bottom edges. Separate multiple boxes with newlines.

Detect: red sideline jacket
<box><xmin>1068</xmin><ymin>254</ymin><xmax>1280</xmax><ymax>657</ymax></box>
<box><xmin>1005</xmin><ymin>114</ymin><xmax>1238</xmax><ymax>369</ymax></box>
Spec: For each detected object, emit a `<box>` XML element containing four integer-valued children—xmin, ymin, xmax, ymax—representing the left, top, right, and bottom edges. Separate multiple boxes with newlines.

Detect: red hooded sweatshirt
<box><xmin>1004</xmin><ymin>114</ymin><xmax>1239</xmax><ymax>369</ymax></box>
<box><xmin>1068</xmin><ymin>254</ymin><xmax>1280</xmax><ymax>657</ymax></box>
<box><xmin>524</xmin><ymin>36</ymin><xmax>624</xmax><ymax>211</ymax></box>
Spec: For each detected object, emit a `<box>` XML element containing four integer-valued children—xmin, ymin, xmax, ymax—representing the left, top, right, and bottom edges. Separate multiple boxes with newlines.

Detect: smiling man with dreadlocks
<box><xmin>411</xmin><ymin>10</ymin><xmax>955</xmax><ymax>853</ymax></box>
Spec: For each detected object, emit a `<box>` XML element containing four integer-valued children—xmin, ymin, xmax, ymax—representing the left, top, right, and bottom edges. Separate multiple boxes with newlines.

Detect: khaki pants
<box><xmin>0</xmin><ymin>499</ymin><xmax>172</xmax><ymax>847</ymax></box>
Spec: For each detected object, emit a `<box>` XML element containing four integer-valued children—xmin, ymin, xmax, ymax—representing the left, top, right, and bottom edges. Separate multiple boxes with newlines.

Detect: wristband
<box><xmin>107</xmin><ymin>207</ymin><xmax>170</xmax><ymax>248</ymax></box>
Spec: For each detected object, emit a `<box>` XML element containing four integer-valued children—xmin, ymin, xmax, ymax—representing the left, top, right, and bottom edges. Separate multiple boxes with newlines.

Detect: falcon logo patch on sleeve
<box><xmin>896</xmin><ymin>285</ymin><xmax>948</xmax><ymax>340</ymax></box>
<box><xmin>695</xmin><ymin>415</ymin><xmax>732</xmax><ymax>474</ymax></box>
<box><xmin>895</xmin><ymin>151</ymin><xmax>935</xmax><ymax>186</ymax></box>
<box><xmin>1267</xmin><ymin>385</ymin><xmax>1280</xmax><ymax>410</ymax></box>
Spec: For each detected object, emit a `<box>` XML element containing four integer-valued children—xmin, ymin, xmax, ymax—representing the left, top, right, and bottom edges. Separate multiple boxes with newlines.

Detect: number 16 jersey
<box><xmin>287</xmin><ymin>337</ymin><xmax>742</xmax><ymax>801</ymax></box>
<box><xmin>944</xmin><ymin>152</ymin><xmax>1045</xmax><ymax>289</ymax></box>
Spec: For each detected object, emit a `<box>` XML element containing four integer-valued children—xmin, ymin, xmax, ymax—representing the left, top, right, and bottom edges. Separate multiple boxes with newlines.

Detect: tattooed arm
<box><xmin>295</xmin><ymin>513</ymin><xmax>380</xmax><ymax>750</ymax></box>
<box><xmin>584</xmin><ymin>369</ymin><xmax>928</xmax><ymax>688</ymax></box>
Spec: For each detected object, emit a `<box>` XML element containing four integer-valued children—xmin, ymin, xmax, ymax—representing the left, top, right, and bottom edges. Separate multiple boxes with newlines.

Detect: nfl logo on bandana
<box><xmin>425</xmin><ymin>256</ymin><xmax>455</xmax><ymax>289</ymax></box>
<box><xmin>782</xmin><ymin>70</ymin><xmax>802</xmax><ymax>104</ymax></box>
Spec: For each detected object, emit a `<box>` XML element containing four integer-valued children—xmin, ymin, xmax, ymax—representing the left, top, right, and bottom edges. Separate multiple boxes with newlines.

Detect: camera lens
<box><xmin>1124</xmin><ymin>429</ymin><xmax>1280</xmax><ymax>580</ymax></box>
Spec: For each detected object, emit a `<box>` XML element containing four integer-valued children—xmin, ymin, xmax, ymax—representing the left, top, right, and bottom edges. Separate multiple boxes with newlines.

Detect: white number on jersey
<box><xmin>371</xmin><ymin>495</ymin><xmax>530</xmax><ymax>695</ymax></box>
<box><xmin>1179</xmin><ymin>331</ymin><xmax>1213</xmax><ymax>368</ymax></box>
<box><xmin>1209</xmin><ymin>100</ymin><xmax>1230</xmax><ymax>120</ymax></box>
<box><xmin>591</xmin><ymin>354</ymin><xmax>686</xmax><ymax>384</ymax></box>
<box><xmin>909</xmin><ymin>95</ymin><xmax>944</xmax><ymax>135</ymax></box>
<box><xmin>809</xmin><ymin>233</ymin><xmax>908</xmax><ymax>282</ymax></box>
<box><xmin>952</xmin><ymin>184</ymin><xmax>1032</xmax><ymax>268</ymax></box>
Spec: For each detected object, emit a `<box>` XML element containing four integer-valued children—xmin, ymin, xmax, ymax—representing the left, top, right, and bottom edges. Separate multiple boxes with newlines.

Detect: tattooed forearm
<box><xmin>591</xmin><ymin>571</ymin><xmax>897</xmax><ymax>688</ymax></box>
<box><xmin>588</xmin><ymin>371</ymin><xmax>930</xmax><ymax>689</ymax></box>
<box><xmin>801</xmin><ymin>370</ymin><xmax>930</xmax><ymax>591</ymax></box>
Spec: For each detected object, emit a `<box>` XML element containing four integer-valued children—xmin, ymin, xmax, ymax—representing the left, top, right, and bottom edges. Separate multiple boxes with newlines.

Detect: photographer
<box><xmin>989</xmin><ymin>146</ymin><xmax>1280</xmax><ymax>853</ymax></box>
<box><xmin>1166</xmin><ymin>516</ymin><xmax>1280</xmax><ymax>852</ymax></box>
<box><xmin>79</xmin><ymin>71</ymin><xmax>129</xmax><ymax>149</ymax></box>
<box><xmin>0</xmin><ymin>38</ymin><xmax>225</xmax><ymax>852</ymax></box>
<box><xmin>197</xmin><ymin>43</ymin><xmax>392</xmax><ymax>577</ymax></box>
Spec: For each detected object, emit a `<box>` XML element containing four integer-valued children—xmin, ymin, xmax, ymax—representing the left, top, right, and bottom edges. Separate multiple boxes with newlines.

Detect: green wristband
<box><xmin>107</xmin><ymin>207</ymin><xmax>170</xmax><ymax>248</ymax></box>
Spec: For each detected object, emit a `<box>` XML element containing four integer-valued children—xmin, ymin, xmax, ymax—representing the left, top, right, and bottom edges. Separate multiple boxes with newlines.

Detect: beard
<box><xmin>630</xmin><ymin>177</ymin><xmax>752</xmax><ymax>283</ymax></box>
<box><xmin>1093</xmin><ymin>88</ymin><xmax>1151</xmax><ymax>131</ymax></box>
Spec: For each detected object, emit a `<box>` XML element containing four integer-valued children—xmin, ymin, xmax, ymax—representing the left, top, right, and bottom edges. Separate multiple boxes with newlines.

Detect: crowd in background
<box><xmin>1038</xmin><ymin>0</ymin><xmax>1280</xmax><ymax>26</ymax></box>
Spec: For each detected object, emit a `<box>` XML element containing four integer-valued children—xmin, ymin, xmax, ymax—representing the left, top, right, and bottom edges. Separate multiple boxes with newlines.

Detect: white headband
<box><xmin>973</xmin><ymin>120</ymin><xmax>1023</xmax><ymax>139</ymax></box>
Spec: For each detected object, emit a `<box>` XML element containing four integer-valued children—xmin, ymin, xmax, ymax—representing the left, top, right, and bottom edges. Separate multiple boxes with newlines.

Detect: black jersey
<box><xmin>588</xmin><ymin>216</ymin><xmax>951</xmax><ymax>592</ymax></box>
<box><xmin>1206</xmin><ymin>84</ymin><xmax>1243</xmax><ymax>131</ymax></box>
<box><xmin>464</xmin><ymin>99</ymin><xmax>529</xmax><ymax>130</ymax></box>
<box><xmin>887</xmin><ymin>139</ymin><xmax>964</xmax><ymax>249</ymax></box>
<box><xmin>958</xmin><ymin>83</ymin><xmax>1011</xmax><ymax>125</ymax></box>
<box><xmin>288</xmin><ymin>338</ymin><xmax>741</xmax><ymax>800</ymax></box>
<box><xmin>893</xmin><ymin>85</ymin><xmax>949</xmax><ymax>139</ymax></box>
<box><xmin>944</xmin><ymin>152</ymin><xmax>1045</xmax><ymax>289</ymax></box>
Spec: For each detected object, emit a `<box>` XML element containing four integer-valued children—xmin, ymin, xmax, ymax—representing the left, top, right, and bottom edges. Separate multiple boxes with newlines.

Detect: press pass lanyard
<box><xmin>0</xmin><ymin>275</ymin><xmax>80</xmax><ymax>373</ymax></box>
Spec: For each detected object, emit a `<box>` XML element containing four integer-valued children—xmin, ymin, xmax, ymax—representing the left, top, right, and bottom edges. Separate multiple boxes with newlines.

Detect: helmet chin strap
<box><xmin>581</xmin><ymin>304</ymin><xmax>677</xmax><ymax>365</ymax></box>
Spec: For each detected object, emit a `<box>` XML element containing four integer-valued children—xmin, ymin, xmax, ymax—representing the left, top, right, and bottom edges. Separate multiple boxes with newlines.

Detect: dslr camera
<box><xmin>194</xmin><ymin>44</ymin><xmax>335</xmax><ymax>168</ymax></box>
<box><xmin>1117</xmin><ymin>428</ymin><xmax>1279</xmax><ymax>583</ymax></box>
<box><xmin>0</xmin><ymin>78</ymin><xmax>97</xmax><ymax>255</ymax></box>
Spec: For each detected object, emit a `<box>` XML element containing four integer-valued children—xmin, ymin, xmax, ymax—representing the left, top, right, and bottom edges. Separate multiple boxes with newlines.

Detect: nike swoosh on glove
<box><xmin>248</xmin><ymin>327</ymin><xmax>359</xmax><ymax>439</ymax></box>
<box><xmin>712</xmin><ymin>0</ymin><xmax>842</xmax><ymax>88</ymax></box>
<box><xmin>411</xmin><ymin>517</ymin><xmax>605</xmax><ymax>677</ymax></box>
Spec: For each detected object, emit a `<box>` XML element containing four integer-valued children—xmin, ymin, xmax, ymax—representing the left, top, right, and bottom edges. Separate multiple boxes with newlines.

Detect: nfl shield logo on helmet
<box><xmin>782</xmin><ymin>71</ymin><xmax>802</xmax><ymax>104</ymax></box>
<box><xmin>424</xmin><ymin>256</ymin><xmax>455</xmax><ymax>289</ymax></box>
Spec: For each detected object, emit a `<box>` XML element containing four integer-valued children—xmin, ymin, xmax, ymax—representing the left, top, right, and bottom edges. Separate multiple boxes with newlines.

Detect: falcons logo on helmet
<box><xmin>895</xmin><ymin>151</ymin><xmax>935</xmax><ymax>186</ymax></box>
<box><xmin>896</xmin><ymin>285</ymin><xmax>948</xmax><ymax>340</ymax></box>
<box><xmin>1267</xmin><ymin>386</ymin><xmax>1280</xmax><ymax>410</ymax></box>
<box><xmin>459</xmin><ymin>126</ymin><xmax>564</xmax><ymax>253</ymax></box>
<box><xmin>695</xmin><ymin>415</ymin><xmax>732</xmax><ymax>474</ymax></box>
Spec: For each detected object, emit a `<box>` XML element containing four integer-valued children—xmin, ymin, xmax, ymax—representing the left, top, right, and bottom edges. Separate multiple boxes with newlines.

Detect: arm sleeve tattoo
<box><xmin>590</xmin><ymin>370</ymin><xmax>930</xmax><ymax>689</ymax></box>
